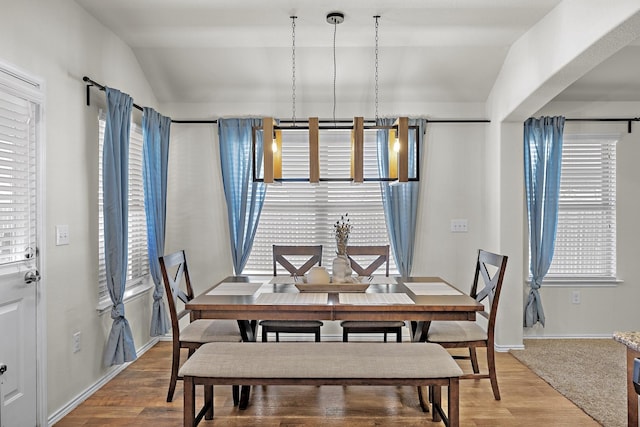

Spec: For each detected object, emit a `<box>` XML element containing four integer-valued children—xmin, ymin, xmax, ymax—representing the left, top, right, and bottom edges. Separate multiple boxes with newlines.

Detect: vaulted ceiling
<box><xmin>74</xmin><ymin>0</ymin><xmax>640</xmax><ymax>115</ymax></box>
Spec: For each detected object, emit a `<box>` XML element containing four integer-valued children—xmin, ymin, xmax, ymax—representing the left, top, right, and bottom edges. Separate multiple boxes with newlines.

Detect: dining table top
<box><xmin>186</xmin><ymin>275</ymin><xmax>484</xmax><ymax>323</ymax></box>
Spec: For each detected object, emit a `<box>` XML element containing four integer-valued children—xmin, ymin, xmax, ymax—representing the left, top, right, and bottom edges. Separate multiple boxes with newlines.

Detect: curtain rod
<box><xmin>83</xmin><ymin>76</ymin><xmax>217</xmax><ymax>124</ymax></box>
<box><xmin>84</xmin><ymin>76</ymin><xmax>639</xmax><ymax>132</ymax></box>
<box><xmin>564</xmin><ymin>117</ymin><xmax>640</xmax><ymax>133</ymax></box>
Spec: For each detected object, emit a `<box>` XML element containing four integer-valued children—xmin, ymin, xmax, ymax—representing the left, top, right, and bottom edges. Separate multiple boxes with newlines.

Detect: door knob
<box><xmin>0</xmin><ymin>363</ymin><xmax>6</xmax><ymax>375</ymax></box>
<box><xmin>24</xmin><ymin>269</ymin><xmax>41</xmax><ymax>284</ymax></box>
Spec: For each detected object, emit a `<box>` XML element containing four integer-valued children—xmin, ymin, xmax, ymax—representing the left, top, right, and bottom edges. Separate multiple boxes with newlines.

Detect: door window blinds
<box><xmin>0</xmin><ymin>89</ymin><xmax>36</xmax><ymax>266</ymax></box>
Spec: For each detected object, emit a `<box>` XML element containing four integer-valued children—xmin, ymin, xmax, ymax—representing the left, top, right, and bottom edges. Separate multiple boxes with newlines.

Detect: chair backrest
<box><xmin>469</xmin><ymin>249</ymin><xmax>508</xmax><ymax>331</ymax></box>
<box><xmin>346</xmin><ymin>245</ymin><xmax>390</xmax><ymax>276</ymax></box>
<box><xmin>273</xmin><ymin>245</ymin><xmax>323</xmax><ymax>276</ymax></box>
<box><xmin>159</xmin><ymin>250</ymin><xmax>195</xmax><ymax>338</ymax></box>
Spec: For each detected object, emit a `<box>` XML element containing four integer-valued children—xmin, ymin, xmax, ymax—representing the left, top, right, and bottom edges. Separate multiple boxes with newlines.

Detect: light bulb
<box><xmin>393</xmin><ymin>138</ymin><xmax>400</xmax><ymax>153</ymax></box>
<box><xmin>272</xmin><ymin>140</ymin><xmax>278</xmax><ymax>152</ymax></box>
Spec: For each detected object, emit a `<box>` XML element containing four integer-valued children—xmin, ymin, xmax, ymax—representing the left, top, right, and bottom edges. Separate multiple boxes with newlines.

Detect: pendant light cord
<box><xmin>374</xmin><ymin>16</ymin><xmax>380</xmax><ymax>122</ymax></box>
<box><xmin>291</xmin><ymin>16</ymin><xmax>297</xmax><ymax>125</ymax></box>
<box><xmin>332</xmin><ymin>20</ymin><xmax>338</xmax><ymax>126</ymax></box>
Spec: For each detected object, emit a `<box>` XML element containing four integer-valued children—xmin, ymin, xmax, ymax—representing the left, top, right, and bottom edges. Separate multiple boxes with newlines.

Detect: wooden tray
<box><xmin>295</xmin><ymin>283</ymin><xmax>370</xmax><ymax>293</ymax></box>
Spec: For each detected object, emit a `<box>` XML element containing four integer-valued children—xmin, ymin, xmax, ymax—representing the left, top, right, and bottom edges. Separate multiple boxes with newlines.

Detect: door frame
<box><xmin>0</xmin><ymin>60</ymin><xmax>47</xmax><ymax>427</ymax></box>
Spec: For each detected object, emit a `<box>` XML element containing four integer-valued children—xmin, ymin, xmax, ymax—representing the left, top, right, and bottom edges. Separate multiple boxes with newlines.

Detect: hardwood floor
<box><xmin>55</xmin><ymin>341</ymin><xmax>599</xmax><ymax>426</ymax></box>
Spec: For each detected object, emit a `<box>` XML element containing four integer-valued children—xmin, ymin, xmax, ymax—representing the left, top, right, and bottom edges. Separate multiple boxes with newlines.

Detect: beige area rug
<box><xmin>510</xmin><ymin>339</ymin><xmax>627</xmax><ymax>427</ymax></box>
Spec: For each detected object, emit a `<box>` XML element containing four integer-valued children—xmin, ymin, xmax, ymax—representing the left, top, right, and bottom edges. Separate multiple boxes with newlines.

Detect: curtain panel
<box><xmin>143</xmin><ymin>107</ymin><xmax>172</xmax><ymax>337</ymax></box>
<box><xmin>376</xmin><ymin>118</ymin><xmax>426</xmax><ymax>277</ymax></box>
<box><xmin>102</xmin><ymin>87</ymin><xmax>137</xmax><ymax>366</ymax></box>
<box><xmin>218</xmin><ymin>118</ymin><xmax>266</xmax><ymax>275</ymax></box>
<box><xmin>523</xmin><ymin>116</ymin><xmax>565</xmax><ymax>327</ymax></box>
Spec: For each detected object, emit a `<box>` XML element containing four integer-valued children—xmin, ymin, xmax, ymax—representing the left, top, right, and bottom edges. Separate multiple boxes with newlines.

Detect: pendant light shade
<box><xmin>351</xmin><ymin>116</ymin><xmax>364</xmax><ymax>183</ymax></box>
<box><xmin>395</xmin><ymin>117</ymin><xmax>409</xmax><ymax>183</ymax></box>
<box><xmin>309</xmin><ymin>117</ymin><xmax>320</xmax><ymax>183</ymax></box>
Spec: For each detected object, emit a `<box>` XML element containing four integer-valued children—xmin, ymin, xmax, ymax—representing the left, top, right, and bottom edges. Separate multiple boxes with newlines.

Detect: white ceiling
<box><xmin>74</xmin><ymin>0</ymin><xmax>640</xmax><ymax>111</ymax></box>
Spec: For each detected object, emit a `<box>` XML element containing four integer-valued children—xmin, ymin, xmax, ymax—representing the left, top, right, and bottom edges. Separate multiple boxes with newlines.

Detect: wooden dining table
<box><xmin>187</xmin><ymin>275</ymin><xmax>483</xmax><ymax>342</ymax></box>
<box><xmin>186</xmin><ymin>275</ymin><xmax>483</xmax><ymax>410</ymax></box>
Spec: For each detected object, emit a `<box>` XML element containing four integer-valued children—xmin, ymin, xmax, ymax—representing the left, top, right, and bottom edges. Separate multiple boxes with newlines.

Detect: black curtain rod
<box><xmin>83</xmin><ymin>76</ymin><xmax>640</xmax><ymax>132</ymax></box>
<box><xmin>564</xmin><ymin>117</ymin><xmax>640</xmax><ymax>133</ymax></box>
<box><xmin>82</xmin><ymin>76</ymin><xmax>217</xmax><ymax>124</ymax></box>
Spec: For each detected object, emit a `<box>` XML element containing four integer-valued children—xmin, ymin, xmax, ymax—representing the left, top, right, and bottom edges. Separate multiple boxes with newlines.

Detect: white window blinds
<box><xmin>0</xmin><ymin>90</ymin><xmax>36</xmax><ymax>265</ymax></box>
<box><xmin>98</xmin><ymin>113</ymin><xmax>149</xmax><ymax>300</ymax></box>
<box><xmin>244</xmin><ymin>129</ymin><xmax>396</xmax><ymax>274</ymax></box>
<box><xmin>546</xmin><ymin>134</ymin><xmax>617</xmax><ymax>280</ymax></box>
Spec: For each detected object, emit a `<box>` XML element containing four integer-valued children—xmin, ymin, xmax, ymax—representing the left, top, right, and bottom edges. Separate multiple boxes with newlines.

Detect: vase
<box><xmin>332</xmin><ymin>253</ymin><xmax>352</xmax><ymax>283</ymax></box>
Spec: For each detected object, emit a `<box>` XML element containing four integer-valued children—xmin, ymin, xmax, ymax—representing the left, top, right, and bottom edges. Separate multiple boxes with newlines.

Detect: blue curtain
<box><xmin>143</xmin><ymin>107</ymin><xmax>172</xmax><ymax>337</ymax></box>
<box><xmin>218</xmin><ymin>118</ymin><xmax>266</xmax><ymax>275</ymax></box>
<box><xmin>102</xmin><ymin>88</ymin><xmax>137</xmax><ymax>366</ymax></box>
<box><xmin>523</xmin><ymin>116</ymin><xmax>565</xmax><ymax>327</ymax></box>
<box><xmin>376</xmin><ymin>118</ymin><xmax>426</xmax><ymax>277</ymax></box>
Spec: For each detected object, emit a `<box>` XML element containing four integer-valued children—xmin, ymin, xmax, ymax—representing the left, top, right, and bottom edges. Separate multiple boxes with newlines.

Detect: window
<box><xmin>0</xmin><ymin>88</ymin><xmax>37</xmax><ymax>266</ymax></box>
<box><xmin>244</xmin><ymin>129</ymin><xmax>397</xmax><ymax>274</ymax></box>
<box><xmin>545</xmin><ymin>134</ymin><xmax>617</xmax><ymax>281</ymax></box>
<box><xmin>98</xmin><ymin>112</ymin><xmax>149</xmax><ymax>304</ymax></box>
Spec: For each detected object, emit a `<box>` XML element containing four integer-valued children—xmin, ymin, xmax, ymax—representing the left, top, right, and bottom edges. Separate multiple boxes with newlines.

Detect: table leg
<box><xmin>411</xmin><ymin>320</ymin><xmax>431</xmax><ymax>342</ymax></box>
<box><xmin>236</xmin><ymin>320</ymin><xmax>257</xmax><ymax>410</ymax></box>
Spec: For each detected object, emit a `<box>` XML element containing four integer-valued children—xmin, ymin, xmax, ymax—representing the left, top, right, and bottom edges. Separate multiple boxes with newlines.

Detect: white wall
<box><xmin>0</xmin><ymin>0</ymin><xmax>160</xmax><ymax>417</ymax></box>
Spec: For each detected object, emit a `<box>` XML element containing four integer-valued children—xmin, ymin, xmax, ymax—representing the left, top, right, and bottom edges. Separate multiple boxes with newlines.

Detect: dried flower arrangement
<box><xmin>334</xmin><ymin>213</ymin><xmax>352</xmax><ymax>255</ymax></box>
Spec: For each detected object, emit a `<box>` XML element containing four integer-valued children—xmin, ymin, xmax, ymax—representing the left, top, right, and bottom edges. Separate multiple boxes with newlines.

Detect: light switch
<box><xmin>56</xmin><ymin>224</ymin><xmax>69</xmax><ymax>246</ymax></box>
<box><xmin>450</xmin><ymin>219</ymin><xmax>468</xmax><ymax>233</ymax></box>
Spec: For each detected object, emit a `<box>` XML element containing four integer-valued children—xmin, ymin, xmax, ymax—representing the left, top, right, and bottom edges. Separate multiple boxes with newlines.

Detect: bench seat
<box><xmin>179</xmin><ymin>341</ymin><xmax>462</xmax><ymax>427</ymax></box>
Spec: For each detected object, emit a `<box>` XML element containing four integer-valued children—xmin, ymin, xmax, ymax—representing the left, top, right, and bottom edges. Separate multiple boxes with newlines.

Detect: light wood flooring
<box><xmin>55</xmin><ymin>341</ymin><xmax>599</xmax><ymax>426</ymax></box>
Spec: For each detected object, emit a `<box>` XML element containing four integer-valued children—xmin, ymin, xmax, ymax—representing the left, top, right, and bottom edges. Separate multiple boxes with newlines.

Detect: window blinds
<box><xmin>0</xmin><ymin>90</ymin><xmax>36</xmax><ymax>265</ymax></box>
<box><xmin>98</xmin><ymin>114</ymin><xmax>149</xmax><ymax>300</ymax></box>
<box><xmin>244</xmin><ymin>129</ymin><xmax>396</xmax><ymax>274</ymax></box>
<box><xmin>547</xmin><ymin>135</ymin><xmax>617</xmax><ymax>279</ymax></box>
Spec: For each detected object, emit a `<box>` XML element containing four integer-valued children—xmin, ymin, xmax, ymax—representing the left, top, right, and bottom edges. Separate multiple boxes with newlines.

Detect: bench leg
<box><xmin>184</xmin><ymin>377</ymin><xmax>195</xmax><ymax>427</ymax></box>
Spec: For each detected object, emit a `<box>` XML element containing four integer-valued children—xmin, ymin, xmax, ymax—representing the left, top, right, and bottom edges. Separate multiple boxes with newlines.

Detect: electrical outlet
<box><xmin>450</xmin><ymin>219</ymin><xmax>468</xmax><ymax>233</ymax></box>
<box><xmin>73</xmin><ymin>331</ymin><xmax>81</xmax><ymax>353</ymax></box>
<box><xmin>571</xmin><ymin>290</ymin><xmax>581</xmax><ymax>304</ymax></box>
<box><xmin>56</xmin><ymin>224</ymin><xmax>70</xmax><ymax>246</ymax></box>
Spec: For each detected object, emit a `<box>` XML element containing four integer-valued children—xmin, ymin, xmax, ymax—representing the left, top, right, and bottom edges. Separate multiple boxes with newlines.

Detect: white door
<box><xmin>0</xmin><ymin>70</ymin><xmax>41</xmax><ymax>427</ymax></box>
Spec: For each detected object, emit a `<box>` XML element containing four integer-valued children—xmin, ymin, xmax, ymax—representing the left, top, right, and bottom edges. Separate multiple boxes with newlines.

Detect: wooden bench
<box><xmin>179</xmin><ymin>342</ymin><xmax>463</xmax><ymax>427</ymax></box>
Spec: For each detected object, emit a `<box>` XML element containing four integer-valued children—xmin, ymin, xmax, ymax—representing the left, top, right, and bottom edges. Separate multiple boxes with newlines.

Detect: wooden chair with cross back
<box><xmin>259</xmin><ymin>245</ymin><xmax>324</xmax><ymax>342</ymax></box>
<box><xmin>426</xmin><ymin>249</ymin><xmax>508</xmax><ymax>400</ymax></box>
<box><xmin>340</xmin><ymin>245</ymin><xmax>405</xmax><ymax>342</ymax></box>
<box><xmin>159</xmin><ymin>249</ymin><xmax>242</xmax><ymax>403</ymax></box>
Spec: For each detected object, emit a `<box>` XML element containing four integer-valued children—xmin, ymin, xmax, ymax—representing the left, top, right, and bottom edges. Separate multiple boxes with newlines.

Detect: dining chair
<box><xmin>159</xmin><ymin>250</ymin><xmax>242</xmax><ymax>403</ymax></box>
<box><xmin>340</xmin><ymin>245</ymin><xmax>405</xmax><ymax>342</ymax></box>
<box><xmin>426</xmin><ymin>249</ymin><xmax>508</xmax><ymax>400</ymax></box>
<box><xmin>259</xmin><ymin>245</ymin><xmax>324</xmax><ymax>342</ymax></box>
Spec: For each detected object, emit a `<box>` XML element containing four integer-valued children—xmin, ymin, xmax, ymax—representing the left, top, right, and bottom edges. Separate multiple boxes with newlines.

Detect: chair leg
<box><xmin>166</xmin><ymin>344</ymin><xmax>181</xmax><ymax>402</ymax></box>
<box><xmin>232</xmin><ymin>385</ymin><xmax>239</xmax><ymax>406</ymax></box>
<box><xmin>469</xmin><ymin>347</ymin><xmax>480</xmax><ymax>374</ymax></box>
<box><xmin>396</xmin><ymin>328</ymin><xmax>402</xmax><ymax>343</ymax></box>
<box><xmin>487</xmin><ymin>344</ymin><xmax>501</xmax><ymax>400</ymax></box>
<box><xmin>315</xmin><ymin>329</ymin><xmax>321</xmax><ymax>342</ymax></box>
<box><xmin>342</xmin><ymin>329</ymin><xmax>349</xmax><ymax>342</ymax></box>
<box><xmin>383</xmin><ymin>332</ymin><xmax>388</xmax><ymax>343</ymax></box>
<box><xmin>275</xmin><ymin>332</ymin><xmax>280</xmax><ymax>342</ymax></box>
<box><xmin>262</xmin><ymin>327</ymin><xmax>268</xmax><ymax>342</ymax></box>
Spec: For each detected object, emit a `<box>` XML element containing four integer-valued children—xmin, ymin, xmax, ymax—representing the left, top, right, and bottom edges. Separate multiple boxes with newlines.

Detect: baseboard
<box><xmin>522</xmin><ymin>334</ymin><xmax>614</xmax><ymax>339</ymax></box>
<box><xmin>48</xmin><ymin>337</ymin><xmax>159</xmax><ymax>426</ymax></box>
